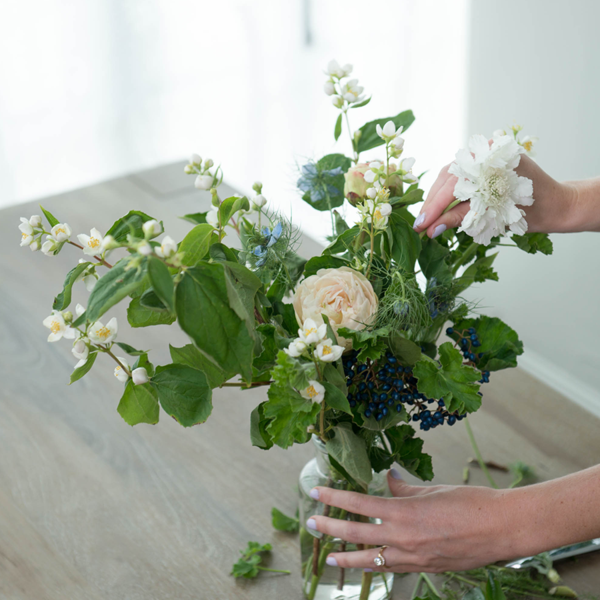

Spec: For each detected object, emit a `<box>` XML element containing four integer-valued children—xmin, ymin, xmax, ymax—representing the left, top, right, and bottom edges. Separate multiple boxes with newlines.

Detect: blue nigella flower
<box><xmin>297</xmin><ymin>162</ymin><xmax>343</xmax><ymax>203</ymax></box>
<box><xmin>253</xmin><ymin>222</ymin><xmax>283</xmax><ymax>267</ymax></box>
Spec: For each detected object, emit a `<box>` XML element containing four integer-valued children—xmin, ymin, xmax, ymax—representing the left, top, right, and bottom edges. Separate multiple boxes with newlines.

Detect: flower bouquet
<box><xmin>20</xmin><ymin>60</ymin><xmax>553</xmax><ymax>600</ymax></box>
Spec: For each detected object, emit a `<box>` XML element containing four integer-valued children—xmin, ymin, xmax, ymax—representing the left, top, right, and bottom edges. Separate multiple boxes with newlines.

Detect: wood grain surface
<box><xmin>0</xmin><ymin>162</ymin><xmax>598</xmax><ymax>599</ymax></box>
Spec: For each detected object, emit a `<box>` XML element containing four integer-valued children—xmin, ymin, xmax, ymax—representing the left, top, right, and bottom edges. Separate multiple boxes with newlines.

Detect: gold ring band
<box><xmin>374</xmin><ymin>545</ymin><xmax>388</xmax><ymax>567</ymax></box>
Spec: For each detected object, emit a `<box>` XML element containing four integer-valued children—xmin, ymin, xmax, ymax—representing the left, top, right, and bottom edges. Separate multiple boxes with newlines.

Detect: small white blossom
<box><xmin>19</xmin><ymin>218</ymin><xmax>33</xmax><ymax>236</ymax></box>
<box><xmin>364</xmin><ymin>170</ymin><xmax>378</xmax><ymax>184</ymax></box>
<box><xmin>204</xmin><ymin>158</ymin><xmax>214</xmax><ymax>168</ymax></box>
<box><xmin>83</xmin><ymin>274</ymin><xmax>97</xmax><ymax>291</ymax></box>
<box><xmin>114</xmin><ymin>358</ymin><xmax>129</xmax><ymax>383</ymax></box>
<box><xmin>284</xmin><ymin>339</ymin><xmax>307</xmax><ymax>358</ymax></box>
<box><xmin>316</xmin><ymin>339</ymin><xmax>344</xmax><ymax>363</ymax></box>
<box><xmin>72</xmin><ymin>338</ymin><xmax>89</xmax><ymax>362</ymax></box>
<box><xmin>340</xmin><ymin>79</ymin><xmax>364</xmax><ymax>104</ymax></box>
<box><xmin>20</xmin><ymin>232</ymin><xmax>34</xmax><ymax>247</ymax></box>
<box><xmin>195</xmin><ymin>175</ymin><xmax>213</xmax><ymax>190</ymax></box>
<box><xmin>519</xmin><ymin>135</ymin><xmax>538</xmax><ymax>157</ymax></box>
<box><xmin>51</xmin><ymin>223</ymin><xmax>71</xmax><ymax>242</ymax></box>
<box><xmin>77</xmin><ymin>228</ymin><xmax>104</xmax><ymax>256</ymax></box>
<box><xmin>41</xmin><ymin>236</ymin><xmax>59</xmax><ymax>256</ymax></box>
<box><xmin>252</xmin><ymin>194</ymin><xmax>267</xmax><ymax>209</ymax></box>
<box><xmin>206</xmin><ymin>207</ymin><xmax>220</xmax><ymax>228</ymax></box>
<box><xmin>366</xmin><ymin>187</ymin><xmax>377</xmax><ymax>199</ymax></box>
<box><xmin>42</xmin><ymin>311</ymin><xmax>77</xmax><ymax>342</ymax></box>
<box><xmin>142</xmin><ymin>219</ymin><xmax>163</xmax><ymax>239</ymax></box>
<box><xmin>331</xmin><ymin>95</ymin><xmax>344</xmax><ymax>109</ymax></box>
<box><xmin>75</xmin><ymin>303</ymin><xmax>86</xmax><ymax>317</ymax></box>
<box><xmin>137</xmin><ymin>241</ymin><xmax>153</xmax><ymax>255</ymax></box>
<box><xmin>89</xmin><ymin>317</ymin><xmax>118</xmax><ymax>345</ymax></box>
<box><xmin>29</xmin><ymin>215</ymin><xmax>42</xmax><ymax>227</ymax></box>
<box><xmin>298</xmin><ymin>318</ymin><xmax>327</xmax><ymax>345</ymax></box>
<box><xmin>30</xmin><ymin>239</ymin><xmax>40</xmax><ymax>252</ymax></box>
<box><xmin>323</xmin><ymin>81</ymin><xmax>335</xmax><ymax>96</ymax></box>
<box><xmin>155</xmin><ymin>236</ymin><xmax>177</xmax><ymax>259</ymax></box>
<box><xmin>326</xmin><ymin>60</ymin><xmax>352</xmax><ymax>78</ymax></box>
<box><xmin>191</xmin><ymin>153</ymin><xmax>202</xmax><ymax>165</ymax></box>
<box><xmin>132</xmin><ymin>367</ymin><xmax>150</xmax><ymax>385</ymax></box>
<box><xmin>376</xmin><ymin>120</ymin><xmax>400</xmax><ymax>140</ymax></box>
<box><xmin>301</xmin><ymin>380</ymin><xmax>325</xmax><ymax>403</ymax></box>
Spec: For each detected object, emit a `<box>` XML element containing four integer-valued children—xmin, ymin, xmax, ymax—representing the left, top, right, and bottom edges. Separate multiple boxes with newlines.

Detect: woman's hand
<box><xmin>413</xmin><ymin>154</ymin><xmax>583</xmax><ymax>238</ymax></box>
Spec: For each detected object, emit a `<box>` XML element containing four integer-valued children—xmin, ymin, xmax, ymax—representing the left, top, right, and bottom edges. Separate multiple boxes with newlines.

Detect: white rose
<box><xmin>292</xmin><ymin>266</ymin><xmax>378</xmax><ymax>349</ymax></box>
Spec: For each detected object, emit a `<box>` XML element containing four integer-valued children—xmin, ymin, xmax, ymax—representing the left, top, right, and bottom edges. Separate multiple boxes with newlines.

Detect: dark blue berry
<box><xmin>379</xmin><ymin>393</ymin><xmax>388</xmax><ymax>402</ymax></box>
<box><xmin>349</xmin><ymin>400</ymin><xmax>357</xmax><ymax>408</ymax></box>
<box><xmin>359</xmin><ymin>382</ymin><xmax>366</xmax><ymax>392</ymax></box>
<box><xmin>468</xmin><ymin>327</ymin><xmax>476</xmax><ymax>334</ymax></box>
<box><xmin>446</xmin><ymin>327</ymin><xmax>454</xmax><ymax>335</ymax></box>
<box><xmin>412</xmin><ymin>413</ymin><xmax>420</xmax><ymax>421</ymax></box>
<box><xmin>470</xmin><ymin>334</ymin><xmax>477</xmax><ymax>341</ymax></box>
<box><xmin>448</xmin><ymin>415</ymin><xmax>456</xmax><ymax>425</ymax></box>
<box><xmin>396</xmin><ymin>404</ymin><xmax>403</xmax><ymax>413</ymax></box>
<box><xmin>382</xmin><ymin>384</ymin><xmax>391</xmax><ymax>391</ymax></box>
<box><xmin>387</xmin><ymin>399</ymin><xmax>394</xmax><ymax>406</ymax></box>
<box><xmin>368</xmin><ymin>402</ymin><xmax>376</xmax><ymax>410</ymax></box>
<box><xmin>364</xmin><ymin>409</ymin><xmax>372</xmax><ymax>418</ymax></box>
<box><xmin>367</xmin><ymin>381</ymin><xmax>375</xmax><ymax>390</ymax></box>
<box><xmin>438</xmin><ymin>399</ymin><xmax>445</xmax><ymax>407</ymax></box>
<box><xmin>376</xmin><ymin>412</ymin><xmax>384</xmax><ymax>421</ymax></box>
<box><xmin>358</xmin><ymin>364</ymin><xmax>367</xmax><ymax>373</ymax></box>
<box><xmin>387</xmin><ymin>355</ymin><xmax>397</xmax><ymax>364</ymax></box>
<box><xmin>382</xmin><ymin>407</ymin><xmax>389</xmax><ymax>416</ymax></box>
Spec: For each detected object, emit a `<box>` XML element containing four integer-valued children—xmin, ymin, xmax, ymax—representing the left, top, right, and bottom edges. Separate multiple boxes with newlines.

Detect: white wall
<box><xmin>464</xmin><ymin>0</ymin><xmax>600</xmax><ymax>415</ymax></box>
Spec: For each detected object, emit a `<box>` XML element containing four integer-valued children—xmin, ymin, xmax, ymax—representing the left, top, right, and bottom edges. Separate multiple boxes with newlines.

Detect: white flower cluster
<box><xmin>323</xmin><ymin>60</ymin><xmax>365</xmax><ymax>110</ymax></box>
<box><xmin>285</xmin><ymin>318</ymin><xmax>344</xmax><ymax>364</ymax></box>
<box><xmin>450</xmin><ymin>133</ymin><xmax>534</xmax><ymax>246</ymax></box>
<box><xmin>493</xmin><ymin>124</ymin><xmax>538</xmax><ymax>158</ymax></box>
<box><xmin>184</xmin><ymin>154</ymin><xmax>217</xmax><ymax>191</ymax></box>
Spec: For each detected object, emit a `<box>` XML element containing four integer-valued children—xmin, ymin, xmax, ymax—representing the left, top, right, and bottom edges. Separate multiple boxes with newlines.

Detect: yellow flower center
<box><xmin>306</xmin><ymin>385</ymin><xmax>318</xmax><ymax>398</ymax></box>
<box><xmin>96</xmin><ymin>326</ymin><xmax>111</xmax><ymax>340</ymax></box>
<box><xmin>88</xmin><ymin>237</ymin><xmax>101</xmax><ymax>249</ymax></box>
<box><xmin>22</xmin><ymin>232</ymin><xmax>28</xmax><ymax>239</ymax></box>
<box><xmin>322</xmin><ymin>345</ymin><xmax>332</xmax><ymax>355</ymax></box>
<box><xmin>114</xmin><ymin>366</ymin><xmax>122</xmax><ymax>377</ymax></box>
<box><xmin>50</xmin><ymin>320</ymin><xmax>61</xmax><ymax>334</ymax></box>
<box><xmin>523</xmin><ymin>140</ymin><xmax>533</xmax><ymax>152</ymax></box>
<box><xmin>374</xmin><ymin>209</ymin><xmax>382</xmax><ymax>220</ymax></box>
<box><xmin>55</xmin><ymin>227</ymin><xmax>65</xmax><ymax>235</ymax></box>
<box><xmin>305</xmin><ymin>327</ymin><xmax>316</xmax><ymax>336</ymax></box>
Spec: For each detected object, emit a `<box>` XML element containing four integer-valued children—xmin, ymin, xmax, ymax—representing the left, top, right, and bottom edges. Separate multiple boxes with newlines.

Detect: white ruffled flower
<box><xmin>88</xmin><ymin>317</ymin><xmax>118</xmax><ymax>345</ymax></box>
<box><xmin>284</xmin><ymin>339</ymin><xmax>307</xmax><ymax>358</ymax></box>
<box><xmin>132</xmin><ymin>367</ymin><xmax>150</xmax><ymax>385</ymax></box>
<box><xmin>42</xmin><ymin>311</ymin><xmax>77</xmax><ymax>342</ymax></box>
<box><xmin>206</xmin><ymin>207</ymin><xmax>220</xmax><ymax>228</ymax></box>
<box><xmin>300</xmin><ymin>380</ymin><xmax>325</xmax><ymax>403</ymax></box>
<box><xmin>142</xmin><ymin>219</ymin><xmax>163</xmax><ymax>239</ymax></box>
<box><xmin>77</xmin><ymin>228</ymin><xmax>104</xmax><ymax>256</ymax></box>
<box><xmin>340</xmin><ymin>78</ymin><xmax>364</xmax><ymax>104</ymax></box>
<box><xmin>298</xmin><ymin>318</ymin><xmax>327</xmax><ymax>345</ymax></box>
<box><xmin>195</xmin><ymin>175</ymin><xmax>213</xmax><ymax>190</ymax></box>
<box><xmin>316</xmin><ymin>339</ymin><xmax>344</xmax><ymax>363</ymax></box>
<box><xmin>51</xmin><ymin>223</ymin><xmax>71</xmax><ymax>242</ymax></box>
<box><xmin>326</xmin><ymin>60</ymin><xmax>352</xmax><ymax>78</ymax></box>
<box><xmin>114</xmin><ymin>358</ymin><xmax>129</xmax><ymax>383</ymax></box>
<box><xmin>449</xmin><ymin>134</ymin><xmax>534</xmax><ymax>246</ymax></box>
<box><xmin>155</xmin><ymin>236</ymin><xmax>177</xmax><ymax>258</ymax></box>
<box><xmin>72</xmin><ymin>338</ymin><xmax>89</xmax><ymax>362</ymax></box>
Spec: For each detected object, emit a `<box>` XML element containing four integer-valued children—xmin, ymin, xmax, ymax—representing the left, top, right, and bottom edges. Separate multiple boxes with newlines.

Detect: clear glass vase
<box><xmin>298</xmin><ymin>436</ymin><xmax>394</xmax><ymax>600</ymax></box>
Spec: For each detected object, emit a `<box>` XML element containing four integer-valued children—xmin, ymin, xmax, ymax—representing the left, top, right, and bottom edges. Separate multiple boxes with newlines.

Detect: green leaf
<box><xmin>231</xmin><ymin>542</ymin><xmax>275</xmax><ymax>579</ymax></box>
<box><xmin>385</xmin><ymin>425</ymin><xmax>433</xmax><ymax>481</ymax></box>
<box><xmin>40</xmin><ymin>205</ymin><xmax>59</xmax><ymax>227</ymax></box>
<box><xmin>323</xmin><ymin>362</ymin><xmax>347</xmax><ymax>394</ymax></box>
<box><xmin>326</xmin><ymin>423</ymin><xmax>373</xmax><ymax>489</ymax></box>
<box><xmin>153</xmin><ymin>364</ymin><xmax>212</xmax><ymax>427</ymax></box>
<box><xmin>389</xmin><ymin>212</ymin><xmax>421</xmax><ymax>272</ymax></box>
<box><xmin>105</xmin><ymin>210</ymin><xmax>157</xmax><ymax>243</ymax></box>
<box><xmin>52</xmin><ymin>261</ymin><xmax>91</xmax><ymax>310</ymax></box>
<box><xmin>117</xmin><ymin>380</ymin><xmax>159</xmax><ymax>425</ymax></box>
<box><xmin>209</xmin><ymin>243</ymin><xmax>239</xmax><ymax>263</ymax></box>
<box><xmin>390</xmin><ymin>186</ymin><xmax>424</xmax><ymax>206</ymax></box>
<box><xmin>450</xmin><ymin>316</ymin><xmax>523</xmax><ymax>372</ymax></box>
<box><xmin>147</xmin><ymin>257</ymin><xmax>175</xmax><ymax>312</ymax></box>
<box><xmin>169</xmin><ymin>343</ymin><xmax>229</xmax><ymax>389</ymax></box>
<box><xmin>301</xmin><ymin>154</ymin><xmax>352</xmax><ymax>212</ymax></box>
<box><xmin>350</xmin><ymin>96</ymin><xmax>371</xmax><ymax>109</ymax></box>
<box><xmin>127</xmin><ymin>296</ymin><xmax>176</xmax><ymax>327</ymax></box>
<box><xmin>219</xmin><ymin>196</ymin><xmax>250</xmax><ymax>226</ymax></box>
<box><xmin>69</xmin><ymin>351</ymin><xmax>98</xmax><ymax>384</ymax></box>
<box><xmin>73</xmin><ymin>257</ymin><xmax>147</xmax><ymax>326</ymax></box>
<box><xmin>322</xmin><ymin>381</ymin><xmax>351</xmax><ymax>415</ymax></box>
<box><xmin>250</xmin><ymin>402</ymin><xmax>273</xmax><ymax>450</ymax></box>
<box><xmin>419</xmin><ymin>238</ymin><xmax>452</xmax><ymax>285</ymax></box>
<box><xmin>485</xmin><ymin>572</ymin><xmax>507</xmax><ymax>600</ymax></box>
<box><xmin>303</xmin><ymin>255</ymin><xmax>348</xmax><ymax>278</ymax></box>
<box><xmin>334</xmin><ymin>211</ymin><xmax>349</xmax><ymax>236</ymax></box>
<box><xmin>271</xmin><ymin>507</ymin><xmax>299</xmax><ymax>533</ymax></box>
<box><xmin>324</xmin><ymin>226</ymin><xmax>361</xmax><ymax>255</ymax></box>
<box><xmin>388</xmin><ymin>335</ymin><xmax>422</xmax><ymax>366</ymax></box>
<box><xmin>253</xmin><ymin>324</ymin><xmax>291</xmax><ymax>375</ymax></box>
<box><xmin>334</xmin><ymin>113</ymin><xmax>343</xmax><ymax>141</ymax></box>
<box><xmin>271</xmin><ymin>351</ymin><xmax>317</xmax><ymax>393</ymax></box>
<box><xmin>463</xmin><ymin>590</ymin><xmax>486</xmax><ymax>600</ymax></box>
<box><xmin>180</xmin><ymin>212</ymin><xmax>207</xmax><ymax>225</ymax></box>
<box><xmin>140</xmin><ymin>288</ymin><xmax>168</xmax><ymax>312</ymax></box>
<box><xmin>179</xmin><ymin>223</ymin><xmax>215</xmax><ymax>266</ymax></box>
<box><xmin>454</xmin><ymin>253</ymin><xmax>498</xmax><ymax>294</ymax></box>
<box><xmin>175</xmin><ymin>263</ymin><xmax>255</xmax><ymax>383</ymax></box>
<box><xmin>115</xmin><ymin>342</ymin><xmax>146</xmax><ymax>356</ymax></box>
<box><xmin>338</xmin><ymin>327</ymin><xmax>389</xmax><ymax>363</ymax></box>
<box><xmin>356</xmin><ymin>110</ymin><xmax>415</xmax><ymax>154</ymax></box>
<box><xmin>414</xmin><ymin>342</ymin><xmax>482</xmax><ymax>414</ymax></box>
<box><xmin>512</xmin><ymin>232</ymin><xmax>553</xmax><ymax>255</ymax></box>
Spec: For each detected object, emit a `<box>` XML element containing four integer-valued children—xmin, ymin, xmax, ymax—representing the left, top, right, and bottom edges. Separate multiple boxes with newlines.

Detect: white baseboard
<box><xmin>518</xmin><ymin>350</ymin><xmax>600</xmax><ymax>420</ymax></box>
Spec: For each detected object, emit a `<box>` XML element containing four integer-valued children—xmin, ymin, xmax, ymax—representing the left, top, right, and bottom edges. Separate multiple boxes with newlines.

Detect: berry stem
<box><xmin>464</xmin><ymin>417</ymin><xmax>498</xmax><ymax>489</ymax></box>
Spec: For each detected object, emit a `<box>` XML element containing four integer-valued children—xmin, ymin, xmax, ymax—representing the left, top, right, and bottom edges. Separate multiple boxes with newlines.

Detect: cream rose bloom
<box><xmin>292</xmin><ymin>267</ymin><xmax>378</xmax><ymax>349</ymax></box>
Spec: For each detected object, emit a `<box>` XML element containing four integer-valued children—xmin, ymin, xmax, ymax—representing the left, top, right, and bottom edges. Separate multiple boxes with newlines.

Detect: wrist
<box><xmin>562</xmin><ymin>178</ymin><xmax>600</xmax><ymax>232</ymax></box>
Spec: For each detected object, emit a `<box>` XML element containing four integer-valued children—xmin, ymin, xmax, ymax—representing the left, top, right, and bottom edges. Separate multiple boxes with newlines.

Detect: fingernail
<box><xmin>309</xmin><ymin>488</ymin><xmax>320</xmax><ymax>500</ymax></box>
<box><xmin>413</xmin><ymin>212</ymin><xmax>426</xmax><ymax>229</ymax></box>
<box><xmin>432</xmin><ymin>224</ymin><xmax>447</xmax><ymax>238</ymax></box>
<box><xmin>306</xmin><ymin>518</ymin><xmax>317</xmax><ymax>531</ymax></box>
<box><xmin>326</xmin><ymin>555</ymin><xmax>338</xmax><ymax>567</ymax></box>
<box><xmin>390</xmin><ymin>467</ymin><xmax>403</xmax><ymax>480</ymax></box>
<box><xmin>364</xmin><ymin>568</ymin><xmax>373</xmax><ymax>572</ymax></box>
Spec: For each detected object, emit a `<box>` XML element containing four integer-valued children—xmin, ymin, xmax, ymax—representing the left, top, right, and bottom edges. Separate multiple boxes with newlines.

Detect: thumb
<box><xmin>387</xmin><ymin>468</ymin><xmax>422</xmax><ymax>498</ymax></box>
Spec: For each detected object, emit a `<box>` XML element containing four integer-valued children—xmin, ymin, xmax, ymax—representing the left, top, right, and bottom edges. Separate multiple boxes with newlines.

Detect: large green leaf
<box><xmin>300</xmin><ymin>154</ymin><xmax>352</xmax><ymax>212</ymax></box>
<box><xmin>73</xmin><ymin>257</ymin><xmax>147</xmax><ymax>326</ymax></box>
<box><xmin>219</xmin><ymin>196</ymin><xmax>250</xmax><ymax>226</ymax></box>
<box><xmin>389</xmin><ymin>212</ymin><xmax>421</xmax><ymax>272</ymax></box>
<box><xmin>454</xmin><ymin>253</ymin><xmax>498</xmax><ymax>293</ymax></box>
<box><xmin>174</xmin><ymin>262</ymin><xmax>255</xmax><ymax>383</ymax></box>
<box><xmin>356</xmin><ymin>110</ymin><xmax>415</xmax><ymax>154</ymax></box>
<box><xmin>147</xmin><ymin>257</ymin><xmax>175</xmax><ymax>312</ymax></box>
<box><xmin>323</xmin><ymin>226</ymin><xmax>361</xmax><ymax>255</ymax></box>
<box><xmin>250</xmin><ymin>402</ymin><xmax>274</xmax><ymax>450</ymax></box>
<box><xmin>169</xmin><ymin>344</ymin><xmax>229</xmax><ymax>388</ymax></box>
<box><xmin>337</xmin><ymin>327</ymin><xmax>389</xmax><ymax>363</ymax></box>
<box><xmin>385</xmin><ymin>424</ymin><xmax>433</xmax><ymax>481</ymax></box>
<box><xmin>117</xmin><ymin>380</ymin><xmax>159</xmax><ymax>425</ymax></box>
<box><xmin>303</xmin><ymin>255</ymin><xmax>348</xmax><ymax>278</ymax></box>
<box><xmin>413</xmin><ymin>342</ymin><xmax>482</xmax><ymax>414</ymax></box>
<box><xmin>419</xmin><ymin>238</ymin><xmax>452</xmax><ymax>284</ymax></box>
<box><xmin>153</xmin><ymin>364</ymin><xmax>212</xmax><ymax>427</ymax></box>
<box><xmin>53</xmin><ymin>261</ymin><xmax>91</xmax><ymax>310</ymax></box>
<box><xmin>179</xmin><ymin>224</ymin><xmax>215</xmax><ymax>266</ymax></box>
<box><xmin>388</xmin><ymin>334</ymin><xmax>422</xmax><ymax>366</ymax></box>
<box><xmin>127</xmin><ymin>296</ymin><xmax>176</xmax><ymax>327</ymax></box>
<box><xmin>326</xmin><ymin>423</ymin><xmax>373</xmax><ymax>489</ymax></box>
<box><xmin>512</xmin><ymin>232</ymin><xmax>553</xmax><ymax>255</ymax></box>
<box><xmin>322</xmin><ymin>382</ymin><xmax>352</xmax><ymax>415</ymax></box>
<box><xmin>105</xmin><ymin>210</ymin><xmax>157</xmax><ymax>243</ymax></box>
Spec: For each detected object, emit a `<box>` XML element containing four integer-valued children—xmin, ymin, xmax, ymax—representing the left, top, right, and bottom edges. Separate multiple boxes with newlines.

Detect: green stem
<box><xmin>67</xmin><ymin>240</ymin><xmax>113</xmax><ymax>268</ymax></box>
<box><xmin>257</xmin><ymin>567</ymin><xmax>291</xmax><ymax>574</ymax></box>
<box><xmin>343</xmin><ymin>109</ymin><xmax>358</xmax><ymax>163</ymax></box>
<box><xmin>443</xmin><ymin>572</ymin><xmax>480</xmax><ymax>587</ymax></box>
<box><xmin>464</xmin><ymin>417</ymin><xmax>498</xmax><ymax>489</ymax></box>
<box><xmin>365</xmin><ymin>220</ymin><xmax>375</xmax><ymax>279</ymax></box>
<box><xmin>451</xmin><ymin>242</ymin><xmax>480</xmax><ymax>274</ymax></box>
<box><xmin>421</xmin><ymin>572</ymin><xmax>441</xmax><ymax>595</ymax></box>
<box><xmin>359</xmin><ymin>570</ymin><xmax>373</xmax><ymax>600</ymax></box>
<box><xmin>219</xmin><ymin>381</ymin><xmax>272</xmax><ymax>387</ymax></box>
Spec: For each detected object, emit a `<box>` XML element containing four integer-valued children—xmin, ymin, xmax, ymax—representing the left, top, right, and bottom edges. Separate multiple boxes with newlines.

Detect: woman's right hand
<box><xmin>413</xmin><ymin>154</ymin><xmax>582</xmax><ymax>238</ymax></box>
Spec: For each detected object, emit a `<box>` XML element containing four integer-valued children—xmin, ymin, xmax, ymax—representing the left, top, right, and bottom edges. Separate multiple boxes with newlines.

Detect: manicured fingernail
<box><xmin>306</xmin><ymin>518</ymin><xmax>317</xmax><ymax>531</ymax></box>
<box><xmin>326</xmin><ymin>555</ymin><xmax>338</xmax><ymax>567</ymax></box>
<box><xmin>390</xmin><ymin>467</ymin><xmax>403</xmax><ymax>480</ymax></box>
<box><xmin>413</xmin><ymin>212</ymin><xmax>426</xmax><ymax>229</ymax></box>
<box><xmin>364</xmin><ymin>568</ymin><xmax>373</xmax><ymax>572</ymax></box>
<box><xmin>309</xmin><ymin>488</ymin><xmax>320</xmax><ymax>500</ymax></box>
<box><xmin>432</xmin><ymin>224</ymin><xmax>447</xmax><ymax>238</ymax></box>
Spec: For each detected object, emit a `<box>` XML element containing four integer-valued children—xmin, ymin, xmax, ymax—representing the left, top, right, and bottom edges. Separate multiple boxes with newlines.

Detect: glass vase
<box><xmin>298</xmin><ymin>436</ymin><xmax>394</xmax><ymax>600</ymax></box>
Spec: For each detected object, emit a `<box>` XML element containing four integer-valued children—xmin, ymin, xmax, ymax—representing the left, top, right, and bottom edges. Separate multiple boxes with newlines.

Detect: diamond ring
<box><xmin>374</xmin><ymin>545</ymin><xmax>388</xmax><ymax>567</ymax></box>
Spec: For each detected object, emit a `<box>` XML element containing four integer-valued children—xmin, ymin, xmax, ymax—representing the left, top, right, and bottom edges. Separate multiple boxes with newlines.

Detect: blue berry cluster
<box><xmin>344</xmin><ymin>351</ymin><xmax>464</xmax><ymax>430</ymax></box>
<box><xmin>446</xmin><ymin>326</ymin><xmax>491</xmax><ymax>384</ymax></box>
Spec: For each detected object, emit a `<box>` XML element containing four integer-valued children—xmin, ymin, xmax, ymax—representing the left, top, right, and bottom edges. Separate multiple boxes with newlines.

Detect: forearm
<box><xmin>566</xmin><ymin>177</ymin><xmax>600</xmax><ymax>232</ymax></box>
<box><xmin>503</xmin><ymin>465</ymin><xmax>600</xmax><ymax>558</ymax></box>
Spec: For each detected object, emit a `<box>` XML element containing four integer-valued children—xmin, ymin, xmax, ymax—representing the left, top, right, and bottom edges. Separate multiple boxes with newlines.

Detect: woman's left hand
<box><xmin>306</xmin><ymin>469</ymin><xmax>520</xmax><ymax>574</ymax></box>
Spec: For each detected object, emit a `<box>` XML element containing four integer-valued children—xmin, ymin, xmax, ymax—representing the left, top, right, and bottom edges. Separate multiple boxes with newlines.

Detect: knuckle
<box><xmin>342</xmin><ymin>521</ymin><xmax>362</xmax><ymax>542</ymax></box>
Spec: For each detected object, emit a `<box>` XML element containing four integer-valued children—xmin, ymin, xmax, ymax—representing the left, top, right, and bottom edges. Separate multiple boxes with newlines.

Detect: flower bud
<box><xmin>72</xmin><ymin>339</ymin><xmax>89</xmax><ymax>361</ymax></box>
<box><xmin>331</xmin><ymin>95</ymin><xmax>344</xmax><ymax>109</ymax></box>
<box><xmin>29</xmin><ymin>215</ymin><xmax>42</xmax><ymax>228</ymax></box>
<box><xmin>137</xmin><ymin>241</ymin><xmax>153</xmax><ymax>256</ymax></box>
<box><xmin>323</xmin><ymin>81</ymin><xmax>335</xmax><ymax>96</ymax></box>
<box><xmin>195</xmin><ymin>175</ymin><xmax>213</xmax><ymax>190</ymax></box>
<box><xmin>30</xmin><ymin>239</ymin><xmax>40</xmax><ymax>252</ymax></box>
<box><xmin>132</xmin><ymin>367</ymin><xmax>150</xmax><ymax>385</ymax></box>
<box><xmin>252</xmin><ymin>194</ymin><xmax>267</xmax><ymax>209</ymax></box>
<box><xmin>62</xmin><ymin>311</ymin><xmax>73</xmax><ymax>324</ymax></box>
<box><xmin>343</xmin><ymin>163</ymin><xmax>371</xmax><ymax>205</ymax></box>
<box><xmin>191</xmin><ymin>153</ymin><xmax>202</xmax><ymax>165</ymax></box>
<box><xmin>83</xmin><ymin>274</ymin><xmax>97</xmax><ymax>291</ymax></box>
<box><xmin>210</xmin><ymin>188</ymin><xmax>220</xmax><ymax>207</ymax></box>
<box><xmin>102</xmin><ymin>235</ymin><xmax>118</xmax><ymax>250</ymax></box>
<box><xmin>204</xmin><ymin>158</ymin><xmax>214</xmax><ymax>168</ymax></box>
<box><xmin>142</xmin><ymin>219</ymin><xmax>163</xmax><ymax>239</ymax></box>
<box><xmin>184</xmin><ymin>164</ymin><xmax>193</xmax><ymax>174</ymax></box>
<box><xmin>252</xmin><ymin>181</ymin><xmax>263</xmax><ymax>194</ymax></box>
<box><xmin>155</xmin><ymin>236</ymin><xmax>177</xmax><ymax>259</ymax></box>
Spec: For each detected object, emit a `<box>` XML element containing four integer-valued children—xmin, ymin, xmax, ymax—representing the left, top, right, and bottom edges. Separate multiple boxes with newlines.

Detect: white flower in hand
<box><xmin>77</xmin><ymin>228</ymin><xmax>104</xmax><ymax>256</ymax></box>
<box><xmin>89</xmin><ymin>317</ymin><xmax>118</xmax><ymax>345</ymax></box>
<box><xmin>51</xmin><ymin>223</ymin><xmax>71</xmax><ymax>242</ymax></box>
<box><xmin>155</xmin><ymin>236</ymin><xmax>177</xmax><ymax>258</ymax></box>
<box><xmin>43</xmin><ymin>311</ymin><xmax>77</xmax><ymax>342</ymax></box>
<box><xmin>195</xmin><ymin>175</ymin><xmax>213</xmax><ymax>190</ymax></box>
<box><xmin>284</xmin><ymin>339</ymin><xmax>307</xmax><ymax>358</ymax></box>
<box><xmin>114</xmin><ymin>358</ymin><xmax>129</xmax><ymax>383</ymax></box>
<box><xmin>316</xmin><ymin>339</ymin><xmax>344</xmax><ymax>362</ymax></box>
<box><xmin>206</xmin><ymin>207</ymin><xmax>220</xmax><ymax>228</ymax></box>
<box><xmin>300</xmin><ymin>380</ymin><xmax>325</xmax><ymax>403</ymax></box>
<box><xmin>298</xmin><ymin>318</ymin><xmax>327</xmax><ymax>345</ymax></box>
<box><xmin>132</xmin><ymin>367</ymin><xmax>150</xmax><ymax>385</ymax></box>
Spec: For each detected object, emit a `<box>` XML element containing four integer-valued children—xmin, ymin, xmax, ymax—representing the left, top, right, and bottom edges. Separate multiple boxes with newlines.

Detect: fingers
<box><xmin>414</xmin><ymin>166</ymin><xmax>458</xmax><ymax>233</ymax></box>
<box><xmin>306</xmin><ymin>515</ymin><xmax>388</xmax><ymax>545</ymax></box>
<box><xmin>310</xmin><ymin>486</ymin><xmax>388</xmax><ymax>519</ymax></box>
<box><xmin>424</xmin><ymin>201</ymin><xmax>471</xmax><ymax>238</ymax></box>
<box><xmin>326</xmin><ymin>546</ymin><xmax>426</xmax><ymax>573</ymax></box>
<box><xmin>387</xmin><ymin>469</ymin><xmax>424</xmax><ymax>498</ymax></box>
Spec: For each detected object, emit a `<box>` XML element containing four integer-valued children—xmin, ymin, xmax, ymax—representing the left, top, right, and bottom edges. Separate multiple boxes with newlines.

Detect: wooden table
<box><xmin>1</xmin><ymin>162</ymin><xmax>599</xmax><ymax>599</ymax></box>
